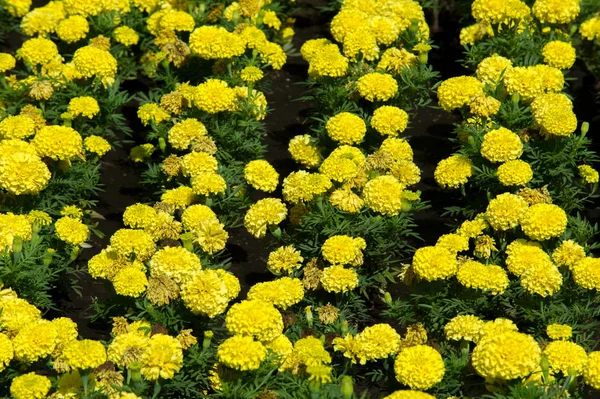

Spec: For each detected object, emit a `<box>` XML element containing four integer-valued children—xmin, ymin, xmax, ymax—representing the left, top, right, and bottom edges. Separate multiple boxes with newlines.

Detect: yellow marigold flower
<box><xmin>301</xmin><ymin>38</ymin><xmax>332</xmax><ymax>61</ymax></box>
<box><xmin>0</xmin><ymin>115</ymin><xmax>35</xmax><ymax>139</ymax></box>
<box><xmin>520</xmin><ymin>203</ymin><xmax>567</xmax><ymax>241</ymax></box>
<box><xmin>363</xmin><ymin>175</ymin><xmax>405</xmax><ymax>215</ymax></box>
<box><xmin>262</xmin><ymin>9</ymin><xmax>281</xmax><ymax>29</ymax></box>
<box><xmin>108</xmin><ymin>332</ymin><xmax>150</xmax><ymax>367</ymax></box>
<box><xmin>412</xmin><ymin>246</ymin><xmax>457</xmax><ymax>281</ymax></box>
<box><xmin>52</xmin><ymin>317</ymin><xmax>78</xmax><ymax>352</ymax></box>
<box><xmin>542</xmin><ymin>41</ymin><xmax>576</xmax><ymax>70</ymax></box>
<box><xmin>472</xmin><ymin>331</ymin><xmax>541</xmax><ymax>380</ymax></box>
<box><xmin>57</xmin><ymin>15</ymin><xmax>89</xmax><ymax>43</ymax></box>
<box><xmin>532</xmin><ymin>0</ymin><xmax>579</xmax><ymax>24</ymax></box>
<box><xmin>168</xmin><ymin>118</ymin><xmax>207</xmax><ymax>150</ymax></box>
<box><xmin>444</xmin><ymin>314</ymin><xmax>485</xmax><ymax>341</ymax></box>
<box><xmin>547</xmin><ymin>324</ymin><xmax>572</xmax><ymax>340</ymax></box>
<box><xmin>141</xmin><ymin>334</ymin><xmax>183</xmax><ymax>380</ymax></box>
<box><xmin>181</xmin><ymin>151</ymin><xmax>218</xmax><ymax>177</ymax></box>
<box><xmin>471</xmin><ymin>0</ymin><xmax>530</xmax><ymax>24</ymax></box>
<box><xmin>110</xmin><ymin>228</ymin><xmax>156</xmax><ymax>260</ymax></box>
<box><xmin>17</xmin><ymin>37</ymin><xmax>58</xmax><ymax>65</ymax></box>
<box><xmin>244</xmin><ymin>197</ymin><xmax>287</xmax><ymax>238</ymax></box>
<box><xmin>572</xmin><ymin>257</ymin><xmax>600</xmax><ymax>290</ymax></box>
<box><xmin>544</xmin><ymin>340</ymin><xmax>587</xmax><ymax>376</ymax></box>
<box><xmin>437</xmin><ymin>76</ymin><xmax>484</xmax><ymax>111</ymax></box>
<box><xmin>434</xmin><ymin>154</ymin><xmax>473</xmax><ymax>189</ymax></box>
<box><xmin>159</xmin><ymin>186</ymin><xmax>195</xmax><ymax>209</ymax></box>
<box><xmin>112</xmin><ymin>267</ymin><xmax>148</xmax><ymax>297</ymax></box>
<box><xmin>72</xmin><ymin>45</ymin><xmax>117</xmax><ymax>83</ymax></box>
<box><xmin>457</xmin><ymin>215</ymin><xmax>488</xmax><ymax>238</ymax></box>
<box><xmin>123</xmin><ymin>203</ymin><xmax>156</xmax><ymax>229</ymax></box>
<box><xmin>194</xmin><ymin>79</ymin><xmax>237</xmax><ymax>114</ymax></box>
<box><xmin>436</xmin><ymin>233</ymin><xmax>469</xmax><ymax>254</ymax></box>
<box><xmin>320</xmin><ymin>265</ymin><xmax>359</xmax><ymax>293</ymax></box>
<box><xmin>322</xmin><ymin>235</ymin><xmax>366</xmax><ymax>266</ymax></box>
<box><xmin>265</xmin><ymin>334</ymin><xmax>293</xmax><ymax>365</ymax></box>
<box><xmin>0</xmin><ymin>213</ymin><xmax>33</xmax><ymax>250</ymax></box>
<box><xmin>579</xmin><ymin>165</ymin><xmax>599</xmax><ymax>184</ymax></box>
<box><xmin>504</xmin><ymin>66</ymin><xmax>544</xmax><ymax>101</ymax></box>
<box><xmin>307</xmin><ymin>44</ymin><xmax>349</xmax><ymax>78</ymax></box>
<box><xmin>384</xmin><ymin>391</ymin><xmax>436</xmax><ymax>399</ymax></box>
<box><xmin>27</xmin><ymin>210</ymin><xmax>52</xmax><ymax>227</ymax></box>
<box><xmin>181</xmin><ymin>204</ymin><xmax>216</xmax><ymax>230</ymax></box>
<box><xmin>330</xmin><ymin>188</ymin><xmax>364</xmax><ymax>213</ymax></box>
<box><xmin>13</xmin><ymin>320</ymin><xmax>58</xmax><ymax>362</ymax></box>
<box><xmin>497</xmin><ymin>160</ymin><xmax>533</xmax><ymax>186</ymax></box>
<box><xmin>4</xmin><ymin>0</ymin><xmax>32</xmax><ymax>17</ymax></box>
<box><xmin>267</xmin><ymin>245</ymin><xmax>303</xmax><ymax>275</ymax></box>
<box><xmin>55</xmin><ymin>216</ymin><xmax>89</xmax><ymax>246</ymax></box>
<box><xmin>520</xmin><ymin>261</ymin><xmax>562</xmax><ymax>296</ymax></box>
<box><xmin>319</xmin><ymin>145</ymin><xmax>365</xmax><ymax>182</ymax></box>
<box><xmin>580</xmin><ymin>16</ymin><xmax>600</xmax><ymax>41</ymax></box>
<box><xmin>330</xmin><ymin>9</ymin><xmax>369</xmax><ymax>42</ymax></box>
<box><xmin>0</xmin><ymin>152</ymin><xmax>50</xmax><ymax>195</ymax></box>
<box><xmin>334</xmin><ymin>323</ymin><xmax>401</xmax><ymax>365</ymax></box>
<box><xmin>460</xmin><ymin>22</ymin><xmax>493</xmax><ymax>46</ymax></box>
<box><xmin>370</xmin><ymin>106</ymin><xmax>409</xmax><ymax>136</ymax></box>
<box><xmin>68</xmin><ymin>96</ymin><xmax>100</xmax><ymax>119</ymax></box>
<box><xmin>244</xmin><ymin>160</ymin><xmax>279</xmax><ymax>192</ymax></box>
<box><xmin>356</xmin><ymin>72</ymin><xmax>397</xmax><ymax>102</ymax></box>
<box><xmin>288</xmin><ymin>135</ymin><xmax>321</xmax><ymax>168</ymax></box>
<box><xmin>149</xmin><ymin>246</ymin><xmax>200</xmax><ymax>283</ymax></box>
<box><xmin>226</xmin><ymin>299</ymin><xmax>283</xmax><ymax>342</ymax></box>
<box><xmin>181</xmin><ymin>269</ymin><xmax>231</xmax><ymax>317</ymax></box>
<box><xmin>0</xmin><ymin>53</ymin><xmax>16</xmax><ymax>72</ymax></box>
<box><xmin>84</xmin><ymin>135</ymin><xmax>111</xmax><ymax>156</ymax></box>
<box><xmin>342</xmin><ymin>26</ymin><xmax>379</xmax><ymax>61</ymax></box>
<box><xmin>326</xmin><ymin>112</ymin><xmax>366</xmax><ymax>145</ymax></box>
<box><xmin>457</xmin><ymin>260</ymin><xmax>509</xmax><ymax>295</ymax></box>
<box><xmin>584</xmin><ymin>351</ymin><xmax>600</xmax><ymax>389</ymax></box>
<box><xmin>469</xmin><ymin>93</ymin><xmax>501</xmax><ymax>117</ymax></box>
<box><xmin>63</xmin><ymin>339</ymin><xmax>106</xmax><ymax>369</ymax></box>
<box><xmin>0</xmin><ymin>297</ymin><xmax>41</xmax><ymax>334</ymax></box>
<box><xmin>32</xmin><ymin>125</ymin><xmax>83</xmax><ymax>161</ymax></box>
<box><xmin>63</xmin><ymin>0</ymin><xmax>103</xmax><ymax>16</ymax></box>
<box><xmin>256</xmin><ymin>41</ymin><xmax>287</xmax><ymax>70</ymax></box>
<box><xmin>114</xmin><ymin>26</ymin><xmax>139</xmax><ymax>46</ymax></box>
<box><xmin>10</xmin><ymin>373</ymin><xmax>51</xmax><ymax>399</ymax></box>
<box><xmin>190</xmin><ymin>172</ymin><xmax>226</xmax><ymax>196</ymax></box>
<box><xmin>240</xmin><ymin>66</ymin><xmax>263</xmax><ymax>83</ymax></box>
<box><xmin>552</xmin><ymin>240</ymin><xmax>585</xmax><ymax>269</ymax></box>
<box><xmin>189</xmin><ymin>26</ymin><xmax>245</xmax><ymax>59</ymax></box>
<box><xmin>476</xmin><ymin>54</ymin><xmax>512</xmax><ymax>85</ymax></box>
<box><xmin>485</xmin><ymin>192</ymin><xmax>529</xmax><ymax>231</ymax></box>
<box><xmin>534</xmin><ymin>64</ymin><xmax>564</xmax><ymax>93</ymax></box>
<box><xmin>130</xmin><ymin>143</ymin><xmax>155</xmax><ymax>162</ymax></box>
<box><xmin>281</xmin><ymin>335</ymin><xmax>331</xmax><ymax>374</ymax></box>
<box><xmin>247</xmin><ymin>277</ymin><xmax>304</xmax><ymax>310</ymax></box>
<box><xmin>137</xmin><ymin>103</ymin><xmax>170</xmax><ymax>126</ymax></box>
<box><xmin>217</xmin><ymin>335</ymin><xmax>266</xmax><ymax>371</ymax></box>
<box><xmin>377</xmin><ymin>48</ymin><xmax>416</xmax><ymax>75</ymax></box>
<box><xmin>394</xmin><ymin>345</ymin><xmax>445</xmax><ymax>390</ymax></box>
<box><xmin>159</xmin><ymin>10</ymin><xmax>195</xmax><ymax>33</ymax></box>
<box><xmin>505</xmin><ymin>239</ymin><xmax>548</xmax><ymax>276</ymax></box>
<box><xmin>480</xmin><ymin>127</ymin><xmax>523</xmax><ymax>163</ymax></box>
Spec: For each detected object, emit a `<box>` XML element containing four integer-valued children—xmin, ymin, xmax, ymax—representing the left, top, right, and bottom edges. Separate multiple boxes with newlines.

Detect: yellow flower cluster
<box><xmin>244</xmin><ymin>159</ymin><xmax>279</xmax><ymax>192</ymax></box>
<box><xmin>326</xmin><ymin>112</ymin><xmax>366</xmax><ymax>145</ymax></box>
<box><xmin>321</xmin><ymin>235</ymin><xmax>366</xmax><ymax>266</ymax></box>
<box><xmin>333</xmin><ymin>323</ymin><xmax>401</xmax><ymax>364</ymax></box>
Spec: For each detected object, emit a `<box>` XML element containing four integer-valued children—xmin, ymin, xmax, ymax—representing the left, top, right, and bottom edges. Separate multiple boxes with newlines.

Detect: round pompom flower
<box><xmin>520</xmin><ymin>203</ymin><xmax>567</xmax><ymax>241</ymax></box>
<box><xmin>472</xmin><ymin>331</ymin><xmax>541</xmax><ymax>380</ymax></box>
<box><xmin>504</xmin><ymin>66</ymin><xmax>544</xmax><ymax>101</ymax></box>
<box><xmin>320</xmin><ymin>265</ymin><xmax>359</xmax><ymax>293</ymax></box>
<box><xmin>12</xmin><ymin>320</ymin><xmax>57</xmax><ymax>362</ymax></box>
<box><xmin>497</xmin><ymin>160</ymin><xmax>533</xmax><ymax>186</ymax></box>
<box><xmin>412</xmin><ymin>246</ymin><xmax>457</xmax><ymax>281</ymax></box>
<box><xmin>247</xmin><ymin>277</ymin><xmax>304</xmax><ymax>310</ymax></box>
<box><xmin>480</xmin><ymin>127</ymin><xmax>523</xmax><ymax>163</ymax></box>
<box><xmin>578</xmin><ymin>165</ymin><xmax>599</xmax><ymax>184</ymax></box>
<box><xmin>532</xmin><ymin>0</ymin><xmax>579</xmax><ymax>24</ymax></box>
<box><xmin>189</xmin><ymin>26</ymin><xmax>245</xmax><ymax>59</ymax></box>
<box><xmin>546</xmin><ymin>324</ymin><xmax>572</xmax><ymax>340</ymax></box>
<box><xmin>217</xmin><ymin>336</ymin><xmax>267</xmax><ymax>371</ymax></box>
<box><xmin>363</xmin><ymin>175</ymin><xmax>405</xmax><ymax>215</ymax></box>
<box><xmin>225</xmin><ymin>299</ymin><xmax>284</xmax><ymax>342</ymax></box>
<box><xmin>114</xmin><ymin>26</ymin><xmax>139</xmax><ymax>46</ymax></box>
<box><xmin>457</xmin><ymin>260</ymin><xmax>509</xmax><ymax>295</ymax></box>
<box><xmin>572</xmin><ymin>257</ymin><xmax>600</xmax><ymax>290</ymax></box>
<box><xmin>485</xmin><ymin>193</ymin><xmax>529</xmax><ymax>231</ymax></box>
<box><xmin>394</xmin><ymin>345</ymin><xmax>445</xmax><ymax>390</ymax></box>
<box><xmin>168</xmin><ymin>118</ymin><xmax>207</xmax><ymax>150</ymax></box>
<box><xmin>84</xmin><ymin>136</ymin><xmax>111</xmax><ymax>156</ymax></box>
<box><xmin>0</xmin><ymin>115</ymin><xmax>35</xmax><ymax>139</ymax></box>
<box><xmin>112</xmin><ymin>267</ymin><xmax>148</xmax><ymax>297</ymax></box>
<box><xmin>384</xmin><ymin>391</ymin><xmax>436</xmax><ymax>399</ymax></box>
<box><xmin>110</xmin><ymin>229</ymin><xmax>156</xmax><ymax>260</ymax></box>
<box><xmin>444</xmin><ymin>314</ymin><xmax>485</xmax><ymax>342</ymax></box>
<box><xmin>55</xmin><ymin>216</ymin><xmax>89</xmax><ymax>246</ymax></box>
<box><xmin>32</xmin><ymin>125</ymin><xmax>83</xmax><ymax>161</ymax></box>
<box><xmin>552</xmin><ymin>240</ymin><xmax>586</xmax><ymax>269</ymax></box>
<box><xmin>0</xmin><ymin>53</ymin><xmax>16</xmax><ymax>72</ymax></box>
<box><xmin>63</xmin><ymin>339</ymin><xmax>107</xmax><ymax>369</ymax></box>
<box><xmin>288</xmin><ymin>135</ymin><xmax>321</xmax><ymax>168</ymax></box>
<box><xmin>57</xmin><ymin>15</ymin><xmax>89</xmax><ymax>43</ymax></box>
<box><xmin>72</xmin><ymin>45</ymin><xmax>117</xmax><ymax>82</ymax></box>
<box><xmin>17</xmin><ymin>37</ymin><xmax>58</xmax><ymax>65</ymax></box>
<box><xmin>505</xmin><ymin>239</ymin><xmax>550</xmax><ymax>276</ymax></box>
<box><xmin>267</xmin><ymin>245</ymin><xmax>303</xmax><ymax>275</ymax></box>
<box><xmin>542</xmin><ymin>41</ymin><xmax>576</xmax><ymax>70</ymax></box>
<box><xmin>437</xmin><ymin>76</ymin><xmax>484</xmax><ymax>111</ymax></box>
<box><xmin>520</xmin><ymin>261</ymin><xmax>562</xmax><ymax>297</ymax></box>
<box><xmin>244</xmin><ymin>198</ymin><xmax>287</xmax><ymax>238</ymax></box>
<box><xmin>0</xmin><ymin>333</ymin><xmax>13</xmax><ymax>372</ymax></box>
<box><xmin>434</xmin><ymin>154</ymin><xmax>473</xmax><ymax>188</ymax></box>
<box><xmin>141</xmin><ymin>334</ymin><xmax>183</xmax><ymax>380</ymax></box>
<box><xmin>180</xmin><ymin>269</ymin><xmax>231</xmax><ymax>318</ymax></box>
<box><xmin>0</xmin><ymin>152</ymin><xmax>50</xmax><ymax>195</ymax></box>
<box><xmin>10</xmin><ymin>373</ymin><xmax>51</xmax><ymax>399</ymax></box>
<box><xmin>584</xmin><ymin>351</ymin><xmax>600</xmax><ymax>389</ymax></box>
<box><xmin>326</xmin><ymin>112</ymin><xmax>366</xmax><ymax>145</ymax></box>
<box><xmin>244</xmin><ymin>160</ymin><xmax>279</xmax><ymax>192</ymax></box>
<box><xmin>356</xmin><ymin>73</ymin><xmax>398</xmax><ymax>102</ymax></box>
<box><xmin>322</xmin><ymin>235</ymin><xmax>366</xmax><ymax>266</ymax></box>
<box><xmin>436</xmin><ymin>233</ymin><xmax>470</xmax><ymax>254</ymax></box>
<box><xmin>334</xmin><ymin>324</ymin><xmax>401</xmax><ymax>364</ymax></box>
<box><xmin>370</xmin><ymin>106</ymin><xmax>409</xmax><ymax>136</ymax></box>
<box><xmin>476</xmin><ymin>55</ymin><xmax>513</xmax><ymax>86</ymax></box>
<box><xmin>544</xmin><ymin>341</ymin><xmax>587</xmax><ymax>376</ymax></box>
<box><xmin>68</xmin><ymin>96</ymin><xmax>100</xmax><ymax>119</ymax></box>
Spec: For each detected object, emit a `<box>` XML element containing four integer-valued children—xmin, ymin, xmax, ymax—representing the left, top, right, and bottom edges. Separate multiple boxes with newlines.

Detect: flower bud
<box><xmin>129</xmin><ymin>362</ymin><xmax>142</xmax><ymax>382</ymax></box>
<box><xmin>340</xmin><ymin>376</ymin><xmax>354</xmax><ymax>399</ymax></box>
<box><xmin>69</xmin><ymin>246</ymin><xmax>80</xmax><ymax>262</ymax></box>
<box><xmin>203</xmin><ymin>330</ymin><xmax>214</xmax><ymax>350</ymax></box>
<box><xmin>384</xmin><ymin>291</ymin><xmax>392</xmax><ymax>306</ymax></box>
<box><xmin>12</xmin><ymin>237</ymin><xmax>22</xmax><ymax>254</ymax></box>
<box><xmin>581</xmin><ymin>121</ymin><xmax>590</xmax><ymax>135</ymax></box>
<box><xmin>43</xmin><ymin>248</ymin><xmax>55</xmax><ymax>266</ymax></box>
<box><xmin>305</xmin><ymin>306</ymin><xmax>313</xmax><ymax>327</ymax></box>
<box><xmin>418</xmin><ymin>52</ymin><xmax>428</xmax><ymax>64</ymax></box>
<box><xmin>511</xmin><ymin>92</ymin><xmax>520</xmax><ymax>104</ymax></box>
<box><xmin>159</xmin><ymin>137</ymin><xmax>166</xmax><ymax>153</ymax></box>
<box><xmin>341</xmin><ymin>320</ymin><xmax>349</xmax><ymax>336</ymax></box>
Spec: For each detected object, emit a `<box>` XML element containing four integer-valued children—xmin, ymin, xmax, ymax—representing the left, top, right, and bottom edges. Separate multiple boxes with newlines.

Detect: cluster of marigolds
<box><xmin>1</xmin><ymin>0</ymin><xmax>600</xmax><ymax>397</ymax></box>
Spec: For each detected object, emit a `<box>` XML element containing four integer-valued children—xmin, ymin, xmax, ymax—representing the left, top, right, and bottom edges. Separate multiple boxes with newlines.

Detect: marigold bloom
<box><xmin>320</xmin><ymin>265</ymin><xmax>359</xmax><ymax>293</ymax></box>
<box><xmin>226</xmin><ymin>299</ymin><xmax>283</xmax><ymax>342</ymax></box>
<box><xmin>437</xmin><ymin>76</ymin><xmax>484</xmax><ymax>111</ymax></box>
<box><xmin>546</xmin><ymin>324</ymin><xmax>572</xmax><ymax>340</ymax></box>
<box><xmin>434</xmin><ymin>154</ymin><xmax>473</xmax><ymax>189</ymax></box>
<box><xmin>10</xmin><ymin>373</ymin><xmax>51</xmax><ymax>399</ymax></box>
<box><xmin>394</xmin><ymin>345</ymin><xmax>445</xmax><ymax>390</ymax></box>
<box><xmin>520</xmin><ymin>203</ymin><xmax>567</xmax><ymax>241</ymax></box>
<box><xmin>544</xmin><ymin>341</ymin><xmax>587</xmax><ymax>376</ymax></box>
<box><xmin>356</xmin><ymin>73</ymin><xmax>398</xmax><ymax>102</ymax></box>
<box><xmin>244</xmin><ymin>160</ymin><xmax>279</xmax><ymax>192</ymax></box>
<box><xmin>485</xmin><ymin>192</ymin><xmax>528</xmax><ymax>231</ymax></box>
<box><xmin>141</xmin><ymin>334</ymin><xmax>183</xmax><ymax>380</ymax></box>
<box><xmin>217</xmin><ymin>336</ymin><xmax>266</xmax><ymax>371</ymax></box>
<box><xmin>444</xmin><ymin>314</ymin><xmax>485</xmax><ymax>342</ymax></box>
<box><xmin>412</xmin><ymin>246</ymin><xmax>457</xmax><ymax>281</ymax></box>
